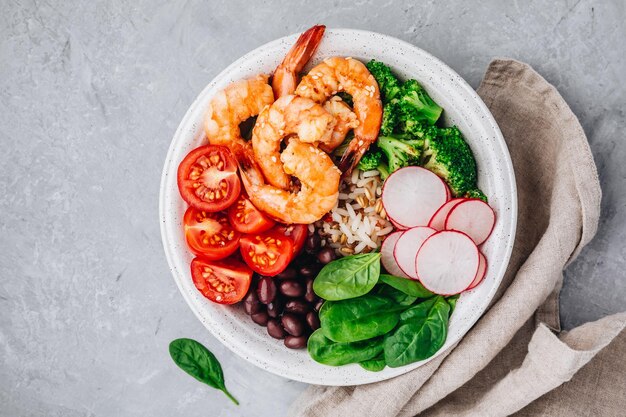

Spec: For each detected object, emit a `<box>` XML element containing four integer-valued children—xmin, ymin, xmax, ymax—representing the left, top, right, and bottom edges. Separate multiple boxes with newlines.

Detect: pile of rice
<box><xmin>312</xmin><ymin>169</ymin><xmax>395</xmax><ymax>256</ymax></box>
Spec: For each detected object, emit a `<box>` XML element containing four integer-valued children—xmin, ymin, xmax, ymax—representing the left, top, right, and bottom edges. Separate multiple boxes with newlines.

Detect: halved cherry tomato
<box><xmin>227</xmin><ymin>194</ymin><xmax>275</xmax><ymax>234</ymax></box>
<box><xmin>177</xmin><ymin>145</ymin><xmax>240</xmax><ymax>212</ymax></box>
<box><xmin>275</xmin><ymin>224</ymin><xmax>308</xmax><ymax>256</ymax></box>
<box><xmin>183</xmin><ymin>207</ymin><xmax>240</xmax><ymax>259</ymax></box>
<box><xmin>240</xmin><ymin>230</ymin><xmax>294</xmax><ymax>276</ymax></box>
<box><xmin>191</xmin><ymin>257</ymin><xmax>252</xmax><ymax>304</ymax></box>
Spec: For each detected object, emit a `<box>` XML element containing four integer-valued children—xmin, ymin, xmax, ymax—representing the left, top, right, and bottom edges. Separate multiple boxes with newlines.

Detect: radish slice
<box><xmin>467</xmin><ymin>252</ymin><xmax>487</xmax><ymax>290</ymax></box>
<box><xmin>415</xmin><ymin>231</ymin><xmax>479</xmax><ymax>295</ymax></box>
<box><xmin>381</xmin><ymin>231</ymin><xmax>409</xmax><ymax>278</ymax></box>
<box><xmin>382</xmin><ymin>167</ymin><xmax>449</xmax><ymax>228</ymax></box>
<box><xmin>444</xmin><ymin>199</ymin><xmax>496</xmax><ymax>245</ymax></box>
<box><xmin>393</xmin><ymin>226</ymin><xmax>436</xmax><ymax>279</ymax></box>
<box><xmin>390</xmin><ymin>219</ymin><xmax>407</xmax><ymax>230</ymax></box>
<box><xmin>428</xmin><ymin>198</ymin><xmax>467</xmax><ymax>231</ymax></box>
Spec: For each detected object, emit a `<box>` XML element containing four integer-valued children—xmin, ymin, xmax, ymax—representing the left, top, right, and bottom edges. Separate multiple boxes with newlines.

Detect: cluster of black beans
<box><xmin>242</xmin><ymin>233</ymin><xmax>337</xmax><ymax>349</ymax></box>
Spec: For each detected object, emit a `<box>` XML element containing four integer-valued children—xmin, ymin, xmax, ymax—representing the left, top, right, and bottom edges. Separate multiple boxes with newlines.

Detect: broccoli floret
<box><xmin>380</xmin><ymin>103</ymin><xmax>398</xmax><ymax>136</ymax></box>
<box><xmin>422</xmin><ymin>126</ymin><xmax>477</xmax><ymax>196</ymax></box>
<box><xmin>366</xmin><ymin>60</ymin><xmax>402</xmax><ymax>103</ymax></box>
<box><xmin>377</xmin><ymin>134</ymin><xmax>424</xmax><ymax>173</ymax></box>
<box><xmin>357</xmin><ymin>149</ymin><xmax>385</xmax><ymax>171</ymax></box>
<box><xmin>377</xmin><ymin>162</ymin><xmax>390</xmax><ymax>180</ymax></box>
<box><xmin>397</xmin><ymin>106</ymin><xmax>438</xmax><ymax>138</ymax></box>
<box><xmin>465</xmin><ymin>188</ymin><xmax>488</xmax><ymax>202</ymax></box>
<box><xmin>397</xmin><ymin>79</ymin><xmax>442</xmax><ymax>126</ymax></box>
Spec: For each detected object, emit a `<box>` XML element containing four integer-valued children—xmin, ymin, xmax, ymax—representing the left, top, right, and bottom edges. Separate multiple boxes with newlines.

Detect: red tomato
<box><xmin>275</xmin><ymin>224</ymin><xmax>308</xmax><ymax>256</ymax></box>
<box><xmin>177</xmin><ymin>145</ymin><xmax>241</xmax><ymax>212</ymax></box>
<box><xmin>240</xmin><ymin>230</ymin><xmax>294</xmax><ymax>276</ymax></box>
<box><xmin>190</xmin><ymin>257</ymin><xmax>252</xmax><ymax>304</ymax></box>
<box><xmin>227</xmin><ymin>194</ymin><xmax>275</xmax><ymax>234</ymax></box>
<box><xmin>183</xmin><ymin>207</ymin><xmax>240</xmax><ymax>259</ymax></box>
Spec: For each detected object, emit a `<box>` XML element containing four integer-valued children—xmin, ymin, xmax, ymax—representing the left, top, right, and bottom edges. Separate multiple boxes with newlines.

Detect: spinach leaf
<box><xmin>379</xmin><ymin>274</ymin><xmax>434</xmax><ymax>298</ymax></box>
<box><xmin>383</xmin><ymin>296</ymin><xmax>450</xmax><ymax>368</ymax></box>
<box><xmin>169</xmin><ymin>338</ymin><xmax>239</xmax><ymax>405</ymax></box>
<box><xmin>373</xmin><ymin>284</ymin><xmax>418</xmax><ymax>306</ymax></box>
<box><xmin>359</xmin><ymin>354</ymin><xmax>386</xmax><ymax>372</ymax></box>
<box><xmin>308</xmin><ymin>329</ymin><xmax>384</xmax><ymax>366</ymax></box>
<box><xmin>446</xmin><ymin>294</ymin><xmax>459</xmax><ymax>313</ymax></box>
<box><xmin>313</xmin><ymin>253</ymin><xmax>381</xmax><ymax>300</ymax></box>
<box><xmin>320</xmin><ymin>294</ymin><xmax>407</xmax><ymax>342</ymax></box>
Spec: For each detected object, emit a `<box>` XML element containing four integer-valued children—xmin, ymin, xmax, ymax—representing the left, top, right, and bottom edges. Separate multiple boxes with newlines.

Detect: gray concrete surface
<box><xmin>1</xmin><ymin>1</ymin><xmax>624</xmax><ymax>416</ymax></box>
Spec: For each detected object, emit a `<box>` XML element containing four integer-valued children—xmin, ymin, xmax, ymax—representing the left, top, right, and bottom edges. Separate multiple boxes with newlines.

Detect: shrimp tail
<box><xmin>272</xmin><ymin>25</ymin><xmax>325</xmax><ymax>98</ymax></box>
<box><xmin>237</xmin><ymin>146</ymin><xmax>266</xmax><ymax>187</ymax></box>
<box><xmin>337</xmin><ymin>136</ymin><xmax>375</xmax><ymax>176</ymax></box>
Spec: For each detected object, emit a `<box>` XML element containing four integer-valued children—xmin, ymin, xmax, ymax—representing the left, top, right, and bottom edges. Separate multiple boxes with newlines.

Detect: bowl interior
<box><xmin>159</xmin><ymin>29</ymin><xmax>516</xmax><ymax>386</ymax></box>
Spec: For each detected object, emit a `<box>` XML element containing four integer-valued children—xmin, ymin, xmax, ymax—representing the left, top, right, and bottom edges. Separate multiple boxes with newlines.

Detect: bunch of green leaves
<box><xmin>309</xmin><ymin>255</ymin><xmax>459</xmax><ymax>371</ymax></box>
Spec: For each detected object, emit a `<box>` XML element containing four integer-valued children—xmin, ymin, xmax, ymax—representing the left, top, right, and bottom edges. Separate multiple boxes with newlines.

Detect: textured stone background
<box><xmin>1</xmin><ymin>1</ymin><xmax>624</xmax><ymax>416</ymax></box>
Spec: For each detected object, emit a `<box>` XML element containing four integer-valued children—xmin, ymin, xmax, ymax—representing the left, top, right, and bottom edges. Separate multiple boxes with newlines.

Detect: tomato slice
<box><xmin>227</xmin><ymin>194</ymin><xmax>275</xmax><ymax>234</ymax></box>
<box><xmin>183</xmin><ymin>207</ymin><xmax>240</xmax><ymax>259</ymax></box>
<box><xmin>191</xmin><ymin>257</ymin><xmax>252</xmax><ymax>304</ymax></box>
<box><xmin>177</xmin><ymin>145</ymin><xmax>241</xmax><ymax>212</ymax></box>
<box><xmin>275</xmin><ymin>224</ymin><xmax>308</xmax><ymax>256</ymax></box>
<box><xmin>240</xmin><ymin>230</ymin><xmax>294</xmax><ymax>276</ymax></box>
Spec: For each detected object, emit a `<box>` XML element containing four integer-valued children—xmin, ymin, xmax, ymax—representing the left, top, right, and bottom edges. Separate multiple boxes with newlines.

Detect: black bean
<box><xmin>281</xmin><ymin>313</ymin><xmax>305</xmax><ymax>337</ymax></box>
<box><xmin>266</xmin><ymin>296</ymin><xmax>284</xmax><ymax>318</ymax></box>
<box><xmin>279</xmin><ymin>280</ymin><xmax>305</xmax><ymax>298</ymax></box>
<box><xmin>293</xmin><ymin>253</ymin><xmax>316</xmax><ymax>268</ymax></box>
<box><xmin>305</xmin><ymin>234</ymin><xmax>321</xmax><ymax>252</ymax></box>
<box><xmin>285</xmin><ymin>299</ymin><xmax>311</xmax><ymax>315</ymax></box>
<box><xmin>243</xmin><ymin>291</ymin><xmax>262</xmax><ymax>315</ymax></box>
<box><xmin>256</xmin><ymin>276</ymin><xmax>277</xmax><ymax>304</ymax></box>
<box><xmin>267</xmin><ymin>319</ymin><xmax>287</xmax><ymax>339</ymax></box>
<box><xmin>284</xmin><ymin>335</ymin><xmax>307</xmax><ymax>349</ymax></box>
<box><xmin>317</xmin><ymin>247</ymin><xmax>336</xmax><ymax>265</ymax></box>
<box><xmin>314</xmin><ymin>299</ymin><xmax>324</xmax><ymax>312</ymax></box>
<box><xmin>304</xmin><ymin>277</ymin><xmax>317</xmax><ymax>303</ymax></box>
<box><xmin>250</xmin><ymin>310</ymin><xmax>269</xmax><ymax>326</ymax></box>
<box><xmin>299</xmin><ymin>264</ymin><xmax>320</xmax><ymax>278</ymax></box>
<box><xmin>276</xmin><ymin>267</ymin><xmax>297</xmax><ymax>280</ymax></box>
<box><xmin>306</xmin><ymin>311</ymin><xmax>320</xmax><ymax>331</ymax></box>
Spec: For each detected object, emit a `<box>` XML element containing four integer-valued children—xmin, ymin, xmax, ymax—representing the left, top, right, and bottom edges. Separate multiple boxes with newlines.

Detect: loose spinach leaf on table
<box><xmin>313</xmin><ymin>253</ymin><xmax>381</xmax><ymax>300</ymax></box>
<box><xmin>169</xmin><ymin>338</ymin><xmax>239</xmax><ymax>405</ymax></box>
<box><xmin>308</xmin><ymin>329</ymin><xmax>384</xmax><ymax>366</ymax></box>
<box><xmin>379</xmin><ymin>274</ymin><xmax>434</xmax><ymax>298</ymax></box>
<box><xmin>384</xmin><ymin>296</ymin><xmax>450</xmax><ymax>368</ymax></box>
<box><xmin>320</xmin><ymin>294</ymin><xmax>407</xmax><ymax>343</ymax></box>
<box><xmin>359</xmin><ymin>353</ymin><xmax>386</xmax><ymax>372</ymax></box>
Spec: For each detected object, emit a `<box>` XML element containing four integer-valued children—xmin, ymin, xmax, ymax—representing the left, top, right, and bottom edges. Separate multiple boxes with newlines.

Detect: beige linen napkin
<box><xmin>289</xmin><ymin>59</ymin><xmax>626</xmax><ymax>417</ymax></box>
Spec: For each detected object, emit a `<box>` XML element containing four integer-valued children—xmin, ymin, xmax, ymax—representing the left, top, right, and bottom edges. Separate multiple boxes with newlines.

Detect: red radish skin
<box><xmin>382</xmin><ymin>167</ymin><xmax>449</xmax><ymax>228</ymax></box>
<box><xmin>415</xmin><ymin>230</ymin><xmax>479</xmax><ymax>295</ymax></box>
<box><xmin>467</xmin><ymin>252</ymin><xmax>487</xmax><ymax>290</ymax></box>
<box><xmin>393</xmin><ymin>226</ymin><xmax>436</xmax><ymax>279</ymax></box>
<box><xmin>445</xmin><ymin>199</ymin><xmax>496</xmax><ymax>245</ymax></box>
<box><xmin>390</xmin><ymin>218</ymin><xmax>407</xmax><ymax>230</ymax></box>
<box><xmin>381</xmin><ymin>231</ymin><xmax>409</xmax><ymax>278</ymax></box>
<box><xmin>428</xmin><ymin>198</ymin><xmax>467</xmax><ymax>231</ymax></box>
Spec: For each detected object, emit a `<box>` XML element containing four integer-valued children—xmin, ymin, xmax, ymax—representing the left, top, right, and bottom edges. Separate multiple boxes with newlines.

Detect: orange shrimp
<box><xmin>272</xmin><ymin>25</ymin><xmax>326</xmax><ymax>99</ymax></box>
<box><xmin>295</xmin><ymin>57</ymin><xmax>382</xmax><ymax>174</ymax></box>
<box><xmin>204</xmin><ymin>75</ymin><xmax>274</xmax><ymax>159</ymax></box>
<box><xmin>321</xmin><ymin>96</ymin><xmax>359</xmax><ymax>153</ymax></box>
<box><xmin>251</xmin><ymin>95</ymin><xmax>336</xmax><ymax>189</ymax></box>
<box><xmin>239</xmin><ymin>139</ymin><xmax>341</xmax><ymax>224</ymax></box>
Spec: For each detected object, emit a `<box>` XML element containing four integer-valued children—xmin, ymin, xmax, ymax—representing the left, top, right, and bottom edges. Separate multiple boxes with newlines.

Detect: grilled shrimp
<box><xmin>272</xmin><ymin>25</ymin><xmax>325</xmax><ymax>99</ymax></box>
<box><xmin>240</xmin><ymin>139</ymin><xmax>341</xmax><ymax>224</ymax></box>
<box><xmin>321</xmin><ymin>96</ymin><xmax>359</xmax><ymax>153</ymax></box>
<box><xmin>251</xmin><ymin>95</ymin><xmax>336</xmax><ymax>189</ymax></box>
<box><xmin>295</xmin><ymin>57</ymin><xmax>382</xmax><ymax>174</ymax></box>
<box><xmin>205</xmin><ymin>75</ymin><xmax>275</xmax><ymax>159</ymax></box>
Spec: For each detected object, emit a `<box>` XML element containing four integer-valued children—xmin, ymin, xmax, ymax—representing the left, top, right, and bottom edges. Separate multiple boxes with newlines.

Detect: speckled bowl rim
<box><xmin>160</xmin><ymin>28</ymin><xmax>517</xmax><ymax>386</ymax></box>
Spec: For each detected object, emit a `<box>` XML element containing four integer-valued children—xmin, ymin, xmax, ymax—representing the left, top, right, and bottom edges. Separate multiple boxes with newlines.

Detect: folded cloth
<box><xmin>288</xmin><ymin>59</ymin><xmax>626</xmax><ymax>417</ymax></box>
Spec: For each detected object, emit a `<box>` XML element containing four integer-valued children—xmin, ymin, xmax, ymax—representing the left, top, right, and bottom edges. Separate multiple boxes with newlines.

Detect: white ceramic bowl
<box><xmin>160</xmin><ymin>29</ymin><xmax>517</xmax><ymax>386</ymax></box>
